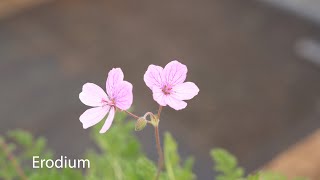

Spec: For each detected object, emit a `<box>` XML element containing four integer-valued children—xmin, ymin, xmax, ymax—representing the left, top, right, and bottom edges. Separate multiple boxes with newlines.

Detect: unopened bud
<box><xmin>135</xmin><ymin>117</ymin><xmax>147</xmax><ymax>131</ymax></box>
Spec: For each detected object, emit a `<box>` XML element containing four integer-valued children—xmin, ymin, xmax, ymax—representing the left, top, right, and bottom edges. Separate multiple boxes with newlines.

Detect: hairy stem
<box><xmin>0</xmin><ymin>137</ymin><xmax>27</xmax><ymax>180</ymax></box>
<box><xmin>123</xmin><ymin>110</ymin><xmax>139</xmax><ymax>119</ymax></box>
<box><xmin>154</xmin><ymin>125</ymin><xmax>164</xmax><ymax>180</ymax></box>
<box><xmin>157</xmin><ymin>106</ymin><xmax>162</xmax><ymax>118</ymax></box>
<box><xmin>154</xmin><ymin>105</ymin><xmax>164</xmax><ymax>180</ymax></box>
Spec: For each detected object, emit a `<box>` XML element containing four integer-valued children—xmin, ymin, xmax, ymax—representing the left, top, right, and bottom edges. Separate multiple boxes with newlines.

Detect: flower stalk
<box><xmin>123</xmin><ymin>110</ymin><xmax>139</xmax><ymax>120</ymax></box>
<box><xmin>154</xmin><ymin>122</ymin><xmax>164</xmax><ymax>180</ymax></box>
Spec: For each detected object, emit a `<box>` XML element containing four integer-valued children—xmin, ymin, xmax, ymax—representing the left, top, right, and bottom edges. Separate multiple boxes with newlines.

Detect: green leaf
<box><xmin>247</xmin><ymin>173</ymin><xmax>260</xmax><ymax>180</ymax></box>
<box><xmin>210</xmin><ymin>148</ymin><xmax>244</xmax><ymax>180</ymax></box>
<box><xmin>135</xmin><ymin>157</ymin><xmax>157</xmax><ymax>178</ymax></box>
<box><xmin>258</xmin><ymin>171</ymin><xmax>287</xmax><ymax>180</ymax></box>
<box><xmin>7</xmin><ymin>129</ymin><xmax>33</xmax><ymax>148</ymax></box>
<box><xmin>164</xmin><ymin>132</ymin><xmax>196</xmax><ymax>180</ymax></box>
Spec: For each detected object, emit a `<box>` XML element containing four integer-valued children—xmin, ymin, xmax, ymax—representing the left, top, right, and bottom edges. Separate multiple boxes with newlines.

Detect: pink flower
<box><xmin>79</xmin><ymin>68</ymin><xmax>133</xmax><ymax>133</ymax></box>
<box><xmin>144</xmin><ymin>60</ymin><xmax>199</xmax><ymax>110</ymax></box>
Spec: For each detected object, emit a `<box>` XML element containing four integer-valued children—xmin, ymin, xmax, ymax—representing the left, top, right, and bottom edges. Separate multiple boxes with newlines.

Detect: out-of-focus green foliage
<box><xmin>210</xmin><ymin>148</ymin><xmax>309</xmax><ymax>180</ymax></box>
<box><xmin>86</xmin><ymin>112</ymin><xmax>195</xmax><ymax>180</ymax></box>
<box><xmin>0</xmin><ymin>112</ymin><xmax>309</xmax><ymax>180</ymax></box>
<box><xmin>0</xmin><ymin>130</ymin><xmax>82</xmax><ymax>180</ymax></box>
<box><xmin>210</xmin><ymin>148</ymin><xmax>244</xmax><ymax>180</ymax></box>
<box><xmin>163</xmin><ymin>132</ymin><xmax>195</xmax><ymax>180</ymax></box>
<box><xmin>85</xmin><ymin>112</ymin><xmax>156</xmax><ymax>180</ymax></box>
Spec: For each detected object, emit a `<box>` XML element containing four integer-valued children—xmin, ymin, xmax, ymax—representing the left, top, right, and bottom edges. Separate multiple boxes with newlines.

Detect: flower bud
<box><xmin>135</xmin><ymin>117</ymin><xmax>147</xmax><ymax>131</ymax></box>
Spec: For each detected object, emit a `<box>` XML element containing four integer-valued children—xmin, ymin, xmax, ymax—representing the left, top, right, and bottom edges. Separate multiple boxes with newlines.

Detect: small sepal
<box><xmin>149</xmin><ymin>113</ymin><xmax>159</xmax><ymax>127</ymax></box>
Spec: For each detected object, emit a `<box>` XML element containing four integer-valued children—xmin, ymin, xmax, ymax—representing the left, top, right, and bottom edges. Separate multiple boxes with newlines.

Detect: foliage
<box><xmin>163</xmin><ymin>132</ymin><xmax>195</xmax><ymax>180</ymax></box>
<box><xmin>0</xmin><ymin>130</ymin><xmax>82</xmax><ymax>180</ymax></box>
<box><xmin>0</xmin><ymin>112</ymin><xmax>308</xmax><ymax>180</ymax></box>
<box><xmin>86</xmin><ymin>112</ymin><xmax>195</xmax><ymax>180</ymax></box>
<box><xmin>210</xmin><ymin>148</ymin><xmax>244</xmax><ymax>180</ymax></box>
<box><xmin>210</xmin><ymin>148</ymin><xmax>309</xmax><ymax>180</ymax></box>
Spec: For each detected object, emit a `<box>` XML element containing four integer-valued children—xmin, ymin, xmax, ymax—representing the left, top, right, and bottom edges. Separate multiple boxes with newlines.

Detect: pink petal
<box><xmin>113</xmin><ymin>81</ymin><xmax>133</xmax><ymax>110</ymax></box>
<box><xmin>144</xmin><ymin>65</ymin><xmax>164</xmax><ymax>90</ymax></box>
<box><xmin>80</xmin><ymin>106</ymin><xmax>110</xmax><ymax>129</ymax></box>
<box><xmin>79</xmin><ymin>83</ymin><xmax>108</xmax><ymax>107</ymax></box>
<box><xmin>165</xmin><ymin>95</ymin><xmax>187</xmax><ymax>110</ymax></box>
<box><xmin>152</xmin><ymin>86</ymin><xmax>167</xmax><ymax>106</ymax></box>
<box><xmin>163</xmin><ymin>60</ymin><xmax>187</xmax><ymax>86</ymax></box>
<box><xmin>106</xmin><ymin>68</ymin><xmax>124</xmax><ymax>98</ymax></box>
<box><xmin>172</xmin><ymin>82</ymin><xmax>199</xmax><ymax>100</ymax></box>
<box><xmin>100</xmin><ymin>107</ymin><xmax>115</xmax><ymax>133</ymax></box>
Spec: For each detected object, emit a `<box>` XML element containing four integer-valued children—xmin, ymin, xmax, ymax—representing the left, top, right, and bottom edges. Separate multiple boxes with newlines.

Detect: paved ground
<box><xmin>0</xmin><ymin>0</ymin><xmax>320</xmax><ymax>179</ymax></box>
<box><xmin>265</xmin><ymin>129</ymin><xmax>320</xmax><ymax>179</ymax></box>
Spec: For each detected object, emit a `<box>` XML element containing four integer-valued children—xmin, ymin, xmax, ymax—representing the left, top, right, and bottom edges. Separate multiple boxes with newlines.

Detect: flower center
<box><xmin>162</xmin><ymin>85</ymin><xmax>172</xmax><ymax>95</ymax></box>
<box><xmin>102</xmin><ymin>98</ymin><xmax>115</xmax><ymax>106</ymax></box>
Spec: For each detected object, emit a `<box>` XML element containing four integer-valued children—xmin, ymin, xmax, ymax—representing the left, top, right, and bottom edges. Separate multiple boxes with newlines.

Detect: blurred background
<box><xmin>0</xmin><ymin>0</ymin><xmax>320</xmax><ymax>179</ymax></box>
